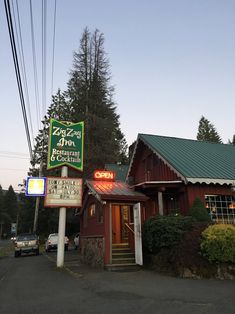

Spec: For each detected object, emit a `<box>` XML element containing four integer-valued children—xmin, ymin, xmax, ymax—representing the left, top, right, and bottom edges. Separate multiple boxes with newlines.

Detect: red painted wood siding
<box><xmin>186</xmin><ymin>184</ymin><xmax>234</xmax><ymax>209</ymax></box>
<box><xmin>132</xmin><ymin>146</ymin><xmax>180</xmax><ymax>184</ymax></box>
<box><xmin>80</xmin><ymin>198</ymin><xmax>105</xmax><ymax>237</ymax></box>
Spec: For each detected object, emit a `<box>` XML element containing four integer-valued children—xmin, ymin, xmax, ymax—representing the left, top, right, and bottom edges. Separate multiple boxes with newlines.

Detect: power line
<box><xmin>0</xmin><ymin>150</ymin><xmax>29</xmax><ymax>156</ymax></box>
<box><xmin>29</xmin><ymin>0</ymin><xmax>40</xmax><ymax>130</ymax></box>
<box><xmin>0</xmin><ymin>155</ymin><xmax>29</xmax><ymax>160</ymax></box>
<box><xmin>4</xmin><ymin>0</ymin><xmax>33</xmax><ymax>161</ymax></box>
<box><xmin>42</xmin><ymin>0</ymin><xmax>47</xmax><ymax>116</ymax></box>
<box><xmin>11</xmin><ymin>0</ymin><xmax>35</xmax><ymax>144</ymax></box>
<box><xmin>51</xmin><ymin>0</ymin><xmax>57</xmax><ymax>97</ymax></box>
<box><xmin>0</xmin><ymin>168</ymin><xmax>28</xmax><ymax>171</ymax></box>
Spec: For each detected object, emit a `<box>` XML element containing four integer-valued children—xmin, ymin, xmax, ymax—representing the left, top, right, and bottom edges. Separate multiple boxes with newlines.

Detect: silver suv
<box><xmin>14</xmin><ymin>233</ymin><xmax>39</xmax><ymax>257</ymax></box>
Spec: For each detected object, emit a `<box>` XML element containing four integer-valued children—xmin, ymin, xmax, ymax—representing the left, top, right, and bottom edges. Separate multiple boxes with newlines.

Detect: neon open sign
<box><xmin>93</xmin><ymin>170</ymin><xmax>116</xmax><ymax>181</ymax></box>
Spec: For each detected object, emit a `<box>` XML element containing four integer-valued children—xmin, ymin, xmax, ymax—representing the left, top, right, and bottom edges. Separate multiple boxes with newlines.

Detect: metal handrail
<box><xmin>124</xmin><ymin>222</ymin><xmax>134</xmax><ymax>234</ymax></box>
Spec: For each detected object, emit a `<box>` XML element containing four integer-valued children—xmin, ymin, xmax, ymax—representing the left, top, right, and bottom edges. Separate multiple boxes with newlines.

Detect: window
<box><xmin>205</xmin><ymin>195</ymin><xmax>235</xmax><ymax>224</ymax></box>
<box><xmin>88</xmin><ymin>203</ymin><xmax>96</xmax><ymax>218</ymax></box>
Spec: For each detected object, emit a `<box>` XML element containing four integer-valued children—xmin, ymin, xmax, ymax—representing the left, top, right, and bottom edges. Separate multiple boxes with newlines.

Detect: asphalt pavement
<box><xmin>0</xmin><ymin>241</ymin><xmax>235</xmax><ymax>314</ymax></box>
<box><xmin>44</xmin><ymin>248</ymin><xmax>235</xmax><ymax>314</ymax></box>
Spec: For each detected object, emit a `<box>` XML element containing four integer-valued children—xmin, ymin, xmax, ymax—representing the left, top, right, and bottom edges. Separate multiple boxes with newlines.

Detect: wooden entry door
<box><xmin>112</xmin><ymin>205</ymin><xmax>131</xmax><ymax>244</ymax></box>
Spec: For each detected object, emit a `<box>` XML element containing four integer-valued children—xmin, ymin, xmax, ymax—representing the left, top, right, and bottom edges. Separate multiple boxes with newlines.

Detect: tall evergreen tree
<box><xmin>67</xmin><ymin>27</ymin><xmax>128</xmax><ymax>178</ymax></box>
<box><xmin>228</xmin><ymin>135</ymin><xmax>235</xmax><ymax>145</ymax></box>
<box><xmin>3</xmin><ymin>185</ymin><xmax>18</xmax><ymax>235</ymax></box>
<box><xmin>30</xmin><ymin>89</ymin><xmax>73</xmax><ymax>177</ymax></box>
<box><xmin>0</xmin><ymin>185</ymin><xmax>10</xmax><ymax>238</ymax></box>
<box><xmin>197</xmin><ymin>116</ymin><xmax>222</xmax><ymax>143</ymax></box>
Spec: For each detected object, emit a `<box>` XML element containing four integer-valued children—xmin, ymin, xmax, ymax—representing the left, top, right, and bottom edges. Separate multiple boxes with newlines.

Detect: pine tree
<box><xmin>228</xmin><ymin>135</ymin><xmax>235</xmax><ymax>145</ymax></box>
<box><xmin>30</xmin><ymin>89</ymin><xmax>73</xmax><ymax>177</ymax></box>
<box><xmin>66</xmin><ymin>27</ymin><xmax>128</xmax><ymax>178</ymax></box>
<box><xmin>3</xmin><ymin>186</ymin><xmax>18</xmax><ymax>235</ymax></box>
<box><xmin>31</xmin><ymin>28</ymin><xmax>128</xmax><ymax>180</ymax></box>
<box><xmin>0</xmin><ymin>185</ymin><xmax>9</xmax><ymax>238</ymax></box>
<box><xmin>197</xmin><ymin>116</ymin><xmax>222</xmax><ymax>143</ymax></box>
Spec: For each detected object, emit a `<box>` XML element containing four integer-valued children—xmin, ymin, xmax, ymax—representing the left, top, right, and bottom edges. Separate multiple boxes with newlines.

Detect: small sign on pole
<box><xmin>26</xmin><ymin>177</ymin><xmax>46</xmax><ymax>196</ymax></box>
<box><xmin>44</xmin><ymin>177</ymin><xmax>83</xmax><ymax>208</ymax></box>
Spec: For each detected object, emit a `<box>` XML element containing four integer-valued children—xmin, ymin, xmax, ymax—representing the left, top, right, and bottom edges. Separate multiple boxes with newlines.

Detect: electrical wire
<box><xmin>51</xmin><ymin>0</ymin><xmax>57</xmax><ymax>98</ymax></box>
<box><xmin>29</xmin><ymin>0</ymin><xmax>41</xmax><ymax>130</ymax></box>
<box><xmin>41</xmin><ymin>0</ymin><xmax>47</xmax><ymax>116</ymax></box>
<box><xmin>4</xmin><ymin>0</ymin><xmax>33</xmax><ymax>161</ymax></box>
<box><xmin>11</xmin><ymin>0</ymin><xmax>35</xmax><ymax>144</ymax></box>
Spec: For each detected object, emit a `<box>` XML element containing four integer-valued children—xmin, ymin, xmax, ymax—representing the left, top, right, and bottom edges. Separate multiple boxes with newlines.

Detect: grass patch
<box><xmin>0</xmin><ymin>242</ymin><xmax>14</xmax><ymax>258</ymax></box>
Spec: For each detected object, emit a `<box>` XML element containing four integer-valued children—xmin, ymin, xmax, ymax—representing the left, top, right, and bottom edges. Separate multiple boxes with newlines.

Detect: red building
<box><xmin>79</xmin><ymin>134</ymin><xmax>235</xmax><ymax>269</ymax></box>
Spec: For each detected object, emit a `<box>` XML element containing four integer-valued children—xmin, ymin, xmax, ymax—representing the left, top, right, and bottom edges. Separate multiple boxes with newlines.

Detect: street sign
<box><xmin>44</xmin><ymin>177</ymin><xmax>83</xmax><ymax>207</ymax></box>
<box><xmin>11</xmin><ymin>223</ymin><xmax>17</xmax><ymax>234</ymax></box>
<box><xmin>47</xmin><ymin>119</ymin><xmax>84</xmax><ymax>171</ymax></box>
<box><xmin>26</xmin><ymin>177</ymin><xmax>46</xmax><ymax>196</ymax></box>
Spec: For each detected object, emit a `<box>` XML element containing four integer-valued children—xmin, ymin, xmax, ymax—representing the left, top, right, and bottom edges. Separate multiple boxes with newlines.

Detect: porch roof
<box><xmin>86</xmin><ymin>180</ymin><xmax>148</xmax><ymax>201</ymax></box>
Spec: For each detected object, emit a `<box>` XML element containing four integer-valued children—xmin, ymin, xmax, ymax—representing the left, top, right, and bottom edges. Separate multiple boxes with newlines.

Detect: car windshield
<box><xmin>17</xmin><ymin>234</ymin><xmax>37</xmax><ymax>241</ymax></box>
<box><xmin>49</xmin><ymin>234</ymin><xmax>58</xmax><ymax>239</ymax></box>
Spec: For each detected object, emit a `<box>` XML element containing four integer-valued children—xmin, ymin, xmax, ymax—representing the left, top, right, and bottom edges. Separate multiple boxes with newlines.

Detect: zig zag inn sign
<box><xmin>47</xmin><ymin>119</ymin><xmax>84</xmax><ymax>171</ymax></box>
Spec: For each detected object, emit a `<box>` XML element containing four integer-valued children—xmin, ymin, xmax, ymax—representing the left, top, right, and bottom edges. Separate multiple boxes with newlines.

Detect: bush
<box><xmin>200</xmin><ymin>224</ymin><xmax>235</xmax><ymax>263</ymax></box>
<box><xmin>142</xmin><ymin>215</ymin><xmax>193</xmax><ymax>254</ymax></box>
<box><xmin>189</xmin><ymin>197</ymin><xmax>211</xmax><ymax>222</ymax></box>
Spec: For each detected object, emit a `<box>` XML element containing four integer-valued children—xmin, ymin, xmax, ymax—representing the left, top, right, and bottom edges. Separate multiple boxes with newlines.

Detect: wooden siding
<box><xmin>80</xmin><ymin>197</ymin><xmax>105</xmax><ymax>237</ymax></box>
<box><xmin>133</xmin><ymin>148</ymin><xmax>180</xmax><ymax>184</ymax></box>
<box><xmin>186</xmin><ymin>184</ymin><xmax>234</xmax><ymax>209</ymax></box>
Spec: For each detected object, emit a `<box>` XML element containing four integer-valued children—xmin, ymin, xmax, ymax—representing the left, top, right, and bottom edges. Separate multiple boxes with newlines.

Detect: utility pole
<box><xmin>33</xmin><ymin>158</ymin><xmax>43</xmax><ymax>233</ymax></box>
<box><xmin>33</xmin><ymin>124</ymin><xmax>46</xmax><ymax>234</ymax></box>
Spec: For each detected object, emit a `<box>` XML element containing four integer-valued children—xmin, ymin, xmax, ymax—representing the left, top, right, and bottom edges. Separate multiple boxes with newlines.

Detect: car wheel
<box><xmin>14</xmin><ymin>251</ymin><xmax>19</xmax><ymax>258</ymax></box>
<box><xmin>35</xmin><ymin>249</ymin><xmax>39</xmax><ymax>256</ymax></box>
<box><xmin>65</xmin><ymin>245</ymin><xmax>68</xmax><ymax>251</ymax></box>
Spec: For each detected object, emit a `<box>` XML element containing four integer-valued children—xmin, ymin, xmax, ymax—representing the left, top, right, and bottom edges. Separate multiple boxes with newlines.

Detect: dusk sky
<box><xmin>0</xmin><ymin>0</ymin><xmax>234</xmax><ymax>191</ymax></box>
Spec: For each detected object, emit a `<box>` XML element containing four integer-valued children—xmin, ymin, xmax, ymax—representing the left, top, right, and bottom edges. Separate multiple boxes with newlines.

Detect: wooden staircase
<box><xmin>105</xmin><ymin>243</ymin><xmax>140</xmax><ymax>271</ymax></box>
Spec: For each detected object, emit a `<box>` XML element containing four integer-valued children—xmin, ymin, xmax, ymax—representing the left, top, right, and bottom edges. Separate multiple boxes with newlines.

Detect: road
<box><xmin>0</xmin><ymin>247</ymin><xmax>235</xmax><ymax>314</ymax></box>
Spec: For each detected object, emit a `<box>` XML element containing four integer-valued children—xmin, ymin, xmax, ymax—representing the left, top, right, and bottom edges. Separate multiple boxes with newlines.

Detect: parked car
<box><xmin>11</xmin><ymin>236</ymin><xmax>16</xmax><ymax>242</ymax></box>
<box><xmin>14</xmin><ymin>233</ymin><xmax>39</xmax><ymax>257</ymax></box>
<box><xmin>74</xmin><ymin>233</ymin><xmax>80</xmax><ymax>249</ymax></box>
<box><xmin>45</xmin><ymin>233</ymin><xmax>69</xmax><ymax>252</ymax></box>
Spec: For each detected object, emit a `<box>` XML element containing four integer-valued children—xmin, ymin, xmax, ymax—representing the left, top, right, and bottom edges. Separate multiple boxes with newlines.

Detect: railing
<box><xmin>124</xmin><ymin>223</ymin><xmax>134</xmax><ymax>234</ymax></box>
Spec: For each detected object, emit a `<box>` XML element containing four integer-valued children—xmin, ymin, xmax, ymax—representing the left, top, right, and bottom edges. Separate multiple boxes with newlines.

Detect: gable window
<box><xmin>144</xmin><ymin>154</ymin><xmax>153</xmax><ymax>181</ymax></box>
<box><xmin>205</xmin><ymin>195</ymin><xmax>235</xmax><ymax>224</ymax></box>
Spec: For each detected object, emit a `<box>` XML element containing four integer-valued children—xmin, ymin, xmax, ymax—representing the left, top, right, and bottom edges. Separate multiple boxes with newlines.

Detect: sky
<box><xmin>0</xmin><ymin>0</ymin><xmax>235</xmax><ymax>191</ymax></box>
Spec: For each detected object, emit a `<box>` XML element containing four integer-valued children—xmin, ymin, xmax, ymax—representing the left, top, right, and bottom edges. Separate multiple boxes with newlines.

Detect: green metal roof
<box><xmin>136</xmin><ymin>134</ymin><xmax>235</xmax><ymax>184</ymax></box>
<box><xmin>105</xmin><ymin>164</ymin><xmax>129</xmax><ymax>182</ymax></box>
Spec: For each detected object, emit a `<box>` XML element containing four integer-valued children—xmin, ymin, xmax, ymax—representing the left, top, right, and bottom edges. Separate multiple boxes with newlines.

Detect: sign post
<box><xmin>57</xmin><ymin>166</ymin><xmax>68</xmax><ymax>268</ymax></box>
<box><xmin>46</xmin><ymin>119</ymin><xmax>84</xmax><ymax>268</ymax></box>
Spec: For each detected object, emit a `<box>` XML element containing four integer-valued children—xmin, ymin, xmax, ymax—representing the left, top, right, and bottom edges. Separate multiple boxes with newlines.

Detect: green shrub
<box><xmin>189</xmin><ymin>197</ymin><xmax>211</xmax><ymax>222</ymax></box>
<box><xmin>142</xmin><ymin>215</ymin><xmax>193</xmax><ymax>254</ymax></box>
<box><xmin>200</xmin><ymin>224</ymin><xmax>235</xmax><ymax>263</ymax></box>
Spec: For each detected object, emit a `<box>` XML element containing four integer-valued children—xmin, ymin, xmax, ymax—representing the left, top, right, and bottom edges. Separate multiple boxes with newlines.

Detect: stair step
<box><xmin>112</xmin><ymin>252</ymin><xmax>135</xmax><ymax>259</ymax></box>
<box><xmin>112</xmin><ymin>257</ymin><xmax>135</xmax><ymax>264</ymax></box>
<box><xmin>105</xmin><ymin>263</ymin><xmax>140</xmax><ymax>272</ymax></box>
<box><xmin>112</xmin><ymin>248</ymin><xmax>132</xmax><ymax>254</ymax></box>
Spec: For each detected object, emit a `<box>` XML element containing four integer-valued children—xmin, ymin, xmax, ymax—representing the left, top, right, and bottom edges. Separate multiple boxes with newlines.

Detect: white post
<box><xmin>158</xmin><ymin>191</ymin><xmax>164</xmax><ymax>215</ymax></box>
<box><xmin>57</xmin><ymin>166</ymin><xmax>68</xmax><ymax>268</ymax></box>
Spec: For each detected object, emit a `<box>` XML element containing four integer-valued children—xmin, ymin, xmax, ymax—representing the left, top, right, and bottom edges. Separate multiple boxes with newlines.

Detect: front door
<box><xmin>112</xmin><ymin>204</ymin><xmax>131</xmax><ymax>244</ymax></box>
